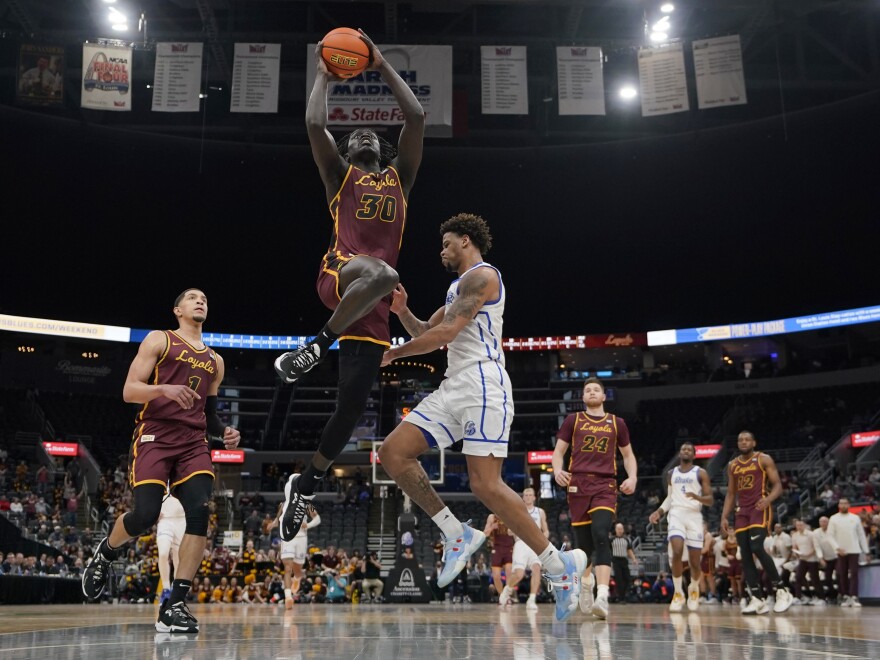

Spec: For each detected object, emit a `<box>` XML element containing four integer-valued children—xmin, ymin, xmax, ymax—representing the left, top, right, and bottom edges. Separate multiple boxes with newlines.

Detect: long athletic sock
<box><xmin>538</xmin><ymin>544</ymin><xmax>565</xmax><ymax>575</ymax></box>
<box><xmin>298</xmin><ymin>464</ymin><xmax>326</xmax><ymax>496</ymax></box>
<box><xmin>673</xmin><ymin>576</ymin><xmax>683</xmax><ymax>595</ymax></box>
<box><xmin>169</xmin><ymin>579</ymin><xmax>192</xmax><ymax>605</ymax></box>
<box><xmin>432</xmin><ymin>507</ymin><xmax>464</xmax><ymax>540</ymax></box>
<box><xmin>100</xmin><ymin>537</ymin><xmax>121</xmax><ymax>561</ymax></box>
<box><xmin>313</xmin><ymin>324</ymin><xmax>339</xmax><ymax>354</ymax></box>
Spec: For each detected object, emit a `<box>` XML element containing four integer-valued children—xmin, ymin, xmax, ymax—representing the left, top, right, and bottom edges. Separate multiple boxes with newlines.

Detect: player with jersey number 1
<box><xmin>552</xmin><ymin>378</ymin><xmax>638</xmax><ymax>620</ymax></box>
<box><xmin>377</xmin><ymin>213</ymin><xmax>587</xmax><ymax>622</ymax></box>
<box><xmin>649</xmin><ymin>442</ymin><xmax>714</xmax><ymax>612</ymax></box>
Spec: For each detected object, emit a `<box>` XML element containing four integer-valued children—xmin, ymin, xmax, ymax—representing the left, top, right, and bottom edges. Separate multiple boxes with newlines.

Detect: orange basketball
<box><xmin>320</xmin><ymin>27</ymin><xmax>370</xmax><ymax>79</ymax></box>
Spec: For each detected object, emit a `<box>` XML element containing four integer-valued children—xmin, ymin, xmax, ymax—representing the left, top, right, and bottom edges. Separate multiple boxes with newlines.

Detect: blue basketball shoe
<box><xmin>546</xmin><ymin>548</ymin><xmax>588</xmax><ymax>622</ymax></box>
<box><xmin>437</xmin><ymin>521</ymin><xmax>486</xmax><ymax>588</ymax></box>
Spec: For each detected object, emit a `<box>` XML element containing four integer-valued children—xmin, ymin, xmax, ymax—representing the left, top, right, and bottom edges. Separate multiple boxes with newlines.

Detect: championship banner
<box><xmin>305</xmin><ymin>45</ymin><xmax>452</xmax><ymax>136</ymax></box>
<box><xmin>230</xmin><ymin>43</ymin><xmax>281</xmax><ymax>113</ymax></box>
<box><xmin>81</xmin><ymin>43</ymin><xmax>132</xmax><ymax>111</ymax></box>
<box><xmin>693</xmin><ymin>35</ymin><xmax>747</xmax><ymax>109</ymax></box>
<box><xmin>152</xmin><ymin>42</ymin><xmax>203</xmax><ymax>112</ymax></box>
<box><xmin>638</xmin><ymin>42</ymin><xmax>689</xmax><ymax>117</ymax></box>
<box><xmin>17</xmin><ymin>44</ymin><xmax>64</xmax><ymax>107</ymax></box>
<box><xmin>556</xmin><ymin>46</ymin><xmax>605</xmax><ymax>116</ymax></box>
<box><xmin>481</xmin><ymin>45</ymin><xmax>529</xmax><ymax>115</ymax></box>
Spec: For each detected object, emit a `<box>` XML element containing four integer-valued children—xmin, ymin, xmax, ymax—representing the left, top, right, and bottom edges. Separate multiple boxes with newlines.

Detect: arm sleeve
<box><xmin>306</xmin><ymin>514</ymin><xmax>322</xmax><ymax>529</ymax></box>
<box><xmin>205</xmin><ymin>395</ymin><xmax>225</xmax><ymax>437</ymax></box>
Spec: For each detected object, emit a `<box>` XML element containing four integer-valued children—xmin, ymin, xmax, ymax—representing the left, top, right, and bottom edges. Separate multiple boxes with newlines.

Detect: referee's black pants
<box><xmin>612</xmin><ymin>557</ymin><xmax>631</xmax><ymax>601</ymax></box>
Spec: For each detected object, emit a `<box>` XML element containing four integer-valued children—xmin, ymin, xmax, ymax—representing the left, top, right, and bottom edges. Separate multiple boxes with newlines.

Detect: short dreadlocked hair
<box><xmin>439</xmin><ymin>213</ymin><xmax>493</xmax><ymax>255</ymax></box>
<box><xmin>335</xmin><ymin>131</ymin><xmax>398</xmax><ymax>168</ymax></box>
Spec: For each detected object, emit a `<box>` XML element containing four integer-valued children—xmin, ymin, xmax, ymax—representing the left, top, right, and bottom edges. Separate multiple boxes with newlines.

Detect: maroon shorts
<box><xmin>734</xmin><ymin>505</ymin><xmax>771</xmax><ymax>533</ymax></box>
<box><xmin>490</xmin><ymin>543</ymin><xmax>513</xmax><ymax>567</ymax></box>
<box><xmin>701</xmin><ymin>556</ymin><xmax>712</xmax><ymax>575</ymax></box>
<box><xmin>129</xmin><ymin>421</ymin><xmax>214</xmax><ymax>489</ymax></box>
<box><xmin>317</xmin><ymin>253</ymin><xmax>391</xmax><ymax>346</ymax></box>
<box><xmin>728</xmin><ymin>558</ymin><xmax>742</xmax><ymax>577</ymax></box>
<box><xmin>568</xmin><ymin>474</ymin><xmax>618</xmax><ymax>525</ymax></box>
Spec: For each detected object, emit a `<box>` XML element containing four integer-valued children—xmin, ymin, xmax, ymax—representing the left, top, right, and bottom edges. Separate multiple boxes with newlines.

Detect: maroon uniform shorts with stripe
<box><xmin>568</xmin><ymin>474</ymin><xmax>618</xmax><ymax>525</ymax></box>
<box><xmin>316</xmin><ymin>252</ymin><xmax>391</xmax><ymax>346</ymax></box>
<box><xmin>129</xmin><ymin>421</ymin><xmax>214</xmax><ymax>489</ymax></box>
<box><xmin>491</xmin><ymin>543</ymin><xmax>514</xmax><ymax>567</ymax></box>
<box><xmin>734</xmin><ymin>505</ymin><xmax>771</xmax><ymax>533</ymax></box>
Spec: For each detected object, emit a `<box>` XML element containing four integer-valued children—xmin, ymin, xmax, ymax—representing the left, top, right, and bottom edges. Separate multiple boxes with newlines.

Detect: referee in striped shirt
<box><xmin>611</xmin><ymin>522</ymin><xmax>638</xmax><ymax>601</ymax></box>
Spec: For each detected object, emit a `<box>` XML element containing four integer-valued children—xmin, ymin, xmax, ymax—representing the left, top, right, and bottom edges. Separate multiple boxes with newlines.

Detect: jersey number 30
<box><xmin>356</xmin><ymin>194</ymin><xmax>397</xmax><ymax>222</ymax></box>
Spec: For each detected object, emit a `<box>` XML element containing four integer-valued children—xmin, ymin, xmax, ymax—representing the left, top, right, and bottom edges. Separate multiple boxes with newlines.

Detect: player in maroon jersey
<box><xmin>274</xmin><ymin>30</ymin><xmax>425</xmax><ymax>541</ymax></box>
<box><xmin>720</xmin><ymin>430</ymin><xmax>793</xmax><ymax>614</ymax></box>
<box><xmin>484</xmin><ymin>513</ymin><xmax>515</xmax><ymax>604</ymax></box>
<box><xmin>551</xmin><ymin>378</ymin><xmax>638</xmax><ymax>619</ymax></box>
<box><xmin>82</xmin><ymin>288</ymin><xmax>240</xmax><ymax>634</ymax></box>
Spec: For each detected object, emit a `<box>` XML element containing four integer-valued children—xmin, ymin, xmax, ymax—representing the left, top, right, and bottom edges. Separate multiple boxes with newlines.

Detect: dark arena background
<box><xmin>1</xmin><ymin>1</ymin><xmax>879</xmax><ymax>658</ymax></box>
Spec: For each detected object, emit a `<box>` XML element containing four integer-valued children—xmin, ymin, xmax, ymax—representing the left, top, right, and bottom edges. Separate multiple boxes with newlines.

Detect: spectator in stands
<box><xmin>310</xmin><ymin>575</ymin><xmax>327</xmax><ymax>603</ymax></box>
<box><xmin>652</xmin><ymin>571</ymin><xmax>673</xmax><ymax>603</ymax></box>
<box><xmin>244</xmin><ymin>510</ymin><xmax>262</xmax><ymax>539</ymax></box>
<box><xmin>325</xmin><ymin>569</ymin><xmax>348</xmax><ymax>603</ymax></box>
<box><xmin>211</xmin><ymin>577</ymin><xmax>228</xmax><ymax>603</ymax></box>
<box><xmin>0</xmin><ymin>493</ymin><xmax>10</xmax><ymax>513</ymax></box>
<box><xmin>362</xmin><ymin>551</ymin><xmax>384</xmax><ymax>603</ymax></box>
<box><xmin>224</xmin><ymin>576</ymin><xmax>243</xmax><ymax>603</ymax></box>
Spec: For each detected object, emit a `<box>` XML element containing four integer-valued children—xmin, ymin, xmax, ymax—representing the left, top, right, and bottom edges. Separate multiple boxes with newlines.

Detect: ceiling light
<box><xmin>653</xmin><ymin>18</ymin><xmax>670</xmax><ymax>32</ymax></box>
<box><xmin>619</xmin><ymin>86</ymin><xmax>638</xmax><ymax>99</ymax></box>
<box><xmin>660</xmin><ymin>3</ymin><xmax>675</xmax><ymax>12</ymax></box>
<box><xmin>650</xmin><ymin>31</ymin><xmax>668</xmax><ymax>43</ymax></box>
<box><xmin>111</xmin><ymin>23</ymin><xmax>129</xmax><ymax>31</ymax></box>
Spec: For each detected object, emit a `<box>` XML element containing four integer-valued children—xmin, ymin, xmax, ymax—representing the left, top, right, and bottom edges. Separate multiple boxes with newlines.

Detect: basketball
<box><xmin>320</xmin><ymin>27</ymin><xmax>370</xmax><ymax>78</ymax></box>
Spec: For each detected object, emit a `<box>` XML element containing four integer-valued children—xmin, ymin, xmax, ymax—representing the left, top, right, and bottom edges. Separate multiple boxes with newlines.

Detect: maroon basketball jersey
<box><xmin>491</xmin><ymin>520</ymin><xmax>514</xmax><ymax>551</ymax></box>
<box><xmin>729</xmin><ymin>452</ymin><xmax>767</xmax><ymax>510</ymax></box>
<box><xmin>135</xmin><ymin>330</ymin><xmax>217</xmax><ymax>430</ymax></box>
<box><xmin>326</xmin><ymin>164</ymin><xmax>407</xmax><ymax>267</ymax></box>
<box><xmin>557</xmin><ymin>412</ymin><xmax>630</xmax><ymax>477</ymax></box>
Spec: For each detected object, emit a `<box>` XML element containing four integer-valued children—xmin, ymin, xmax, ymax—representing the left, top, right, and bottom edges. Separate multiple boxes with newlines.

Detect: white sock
<box><xmin>538</xmin><ymin>544</ymin><xmax>565</xmax><ymax>574</ymax></box>
<box><xmin>597</xmin><ymin>584</ymin><xmax>609</xmax><ymax>599</ymax></box>
<box><xmin>673</xmin><ymin>576</ymin><xmax>683</xmax><ymax>595</ymax></box>
<box><xmin>585</xmin><ymin>571</ymin><xmax>594</xmax><ymax>588</ymax></box>
<box><xmin>432</xmin><ymin>507</ymin><xmax>464</xmax><ymax>539</ymax></box>
<box><xmin>284</xmin><ymin>588</ymin><xmax>292</xmax><ymax>599</ymax></box>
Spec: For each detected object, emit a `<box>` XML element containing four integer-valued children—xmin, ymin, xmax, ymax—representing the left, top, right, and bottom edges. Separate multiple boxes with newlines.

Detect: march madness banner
<box><xmin>306</xmin><ymin>45</ymin><xmax>452</xmax><ymax>137</ymax></box>
<box><xmin>81</xmin><ymin>43</ymin><xmax>132</xmax><ymax>111</ymax></box>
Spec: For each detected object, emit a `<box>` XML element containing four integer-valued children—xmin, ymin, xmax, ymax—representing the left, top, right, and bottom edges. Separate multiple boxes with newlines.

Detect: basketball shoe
<box><xmin>687</xmin><ymin>582</ymin><xmax>701</xmax><ymax>611</ymax></box>
<box><xmin>578</xmin><ymin>573</ymin><xmax>594</xmax><ymax>614</ymax></box>
<box><xmin>742</xmin><ymin>595</ymin><xmax>770</xmax><ymax>615</ymax></box>
<box><xmin>274</xmin><ymin>344</ymin><xmax>323</xmax><ymax>383</ymax></box>
<box><xmin>669</xmin><ymin>592</ymin><xmax>685</xmax><ymax>612</ymax></box>
<box><xmin>156</xmin><ymin>600</ymin><xmax>199</xmax><ymax>634</ymax></box>
<box><xmin>280</xmin><ymin>474</ymin><xmax>315</xmax><ymax>542</ymax></box>
<box><xmin>773</xmin><ymin>587</ymin><xmax>793</xmax><ymax>613</ymax></box>
<box><xmin>437</xmin><ymin>522</ymin><xmax>486</xmax><ymax>588</ymax></box>
<box><xmin>545</xmin><ymin>548</ymin><xmax>588</xmax><ymax>622</ymax></box>
<box><xmin>82</xmin><ymin>538</ymin><xmax>113</xmax><ymax>600</ymax></box>
<box><xmin>498</xmin><ymin>584</ymin><xmax>514</xmax><ymax>606</ymax></box>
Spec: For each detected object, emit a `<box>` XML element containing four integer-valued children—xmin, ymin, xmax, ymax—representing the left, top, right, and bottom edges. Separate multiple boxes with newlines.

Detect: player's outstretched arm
<box><xmin>306</xmin><ymin>43</ymin><xmax>347</xmax><ymax>196</ymax></box>
<box><xmin>359</xmin><ymin>30</ymin><xmax>425</xmax><ymax>194</ymax></box>
<box><xmin>381</xmin><ymin>267</ymin><xmax>497</xmax><ymax>365</ymax></box>
<box><xmin>389</xmin><ymin>284</ymin><xmax>444</xmax><ymax>338</ymax></box>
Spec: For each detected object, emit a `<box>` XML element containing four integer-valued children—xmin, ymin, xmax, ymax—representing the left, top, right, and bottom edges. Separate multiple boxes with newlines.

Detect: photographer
<box><xmin>362</xmin><ymin>551</ymin><xmax>384</xmax><ymax>603</ymax></box>
<box><xmin>325</xmin><ymin>568</ymin><xmax>348</xmax><ymax>603</ymax></box>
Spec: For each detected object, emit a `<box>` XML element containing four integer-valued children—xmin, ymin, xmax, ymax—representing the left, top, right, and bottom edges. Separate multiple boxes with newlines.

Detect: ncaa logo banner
<box><xmin>81</xmin><ymin>43</ymin><xmax>132</xmax><ymax>111</ymax></box>
<box><xmin>306</xmin><ymin>44</ymin><xmax>452</xmax><ymax>137</ymax></box>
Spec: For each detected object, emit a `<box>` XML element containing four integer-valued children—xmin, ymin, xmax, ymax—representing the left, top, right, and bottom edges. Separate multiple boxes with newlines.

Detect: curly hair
<box><xmin>335</xmin><ymin>131</ymin><xmax>397</xmax><ymax>168</ymax></box>
<box><xmin>438</xmin><ymin>213</ymin><xmax>493</xmax><ymax>255</ymax></box>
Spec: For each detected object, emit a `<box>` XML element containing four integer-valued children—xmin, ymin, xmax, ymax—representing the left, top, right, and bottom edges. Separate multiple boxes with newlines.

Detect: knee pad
<box><xmin>122</xmin><ymin>483</ymin><xmax>164</xmax><ymax>536</ymax></box>
<box><xmin>590</xmin><ymin>510</ymin><xmax>614</xmax><ymax>566</ymax></box>
<box><xmin>175</xmin><ymin>474</ymin><xmax>213</xmax><ymax>536</ymax></box>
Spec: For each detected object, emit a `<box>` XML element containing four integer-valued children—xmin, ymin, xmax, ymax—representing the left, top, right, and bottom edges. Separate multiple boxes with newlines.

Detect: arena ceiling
<box><xmin>2</xmin><ymin>0</ymin><xmax>878</xmax><ymax>144</ymax></box>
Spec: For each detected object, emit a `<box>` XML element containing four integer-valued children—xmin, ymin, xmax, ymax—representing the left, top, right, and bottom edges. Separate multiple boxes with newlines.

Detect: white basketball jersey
<box><xmin>159</xmin><ymin>494</ymin><xmax>185</xmax><ymax>520</ymax></box>
<box><xmin>515</xmin><ymin>505</ymin><xmax>543</xmax><ymax>542</ymax></box>
<box><xmin>444</xmin><ymin>262</ymin><xmax>506</xmax><ymax>378</ymax></box>
<box><xmin>670</xmin><ymin>465</ymin><xmax>703</xmax><ymax>512</ymax></box>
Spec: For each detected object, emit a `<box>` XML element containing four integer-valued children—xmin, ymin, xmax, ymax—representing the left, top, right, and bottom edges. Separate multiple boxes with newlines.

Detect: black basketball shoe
<box><xmin>82</xmin><ymin>538</ymin><xmax>113</xmax><ymax>600</ymax></box>
<box><xmin>274</xmin><ymin>343</ymin><xmax>324</xmax><ymax>383</ymax></box>
<box><xmin>280</xmin><ymin>474</ymin><xmax>316</xmax><ymax>542</ymax></box>
<box><xmin>155</xmin><ymin>600</ymin><xmax>199</xmax><ymax>634</ymax></box>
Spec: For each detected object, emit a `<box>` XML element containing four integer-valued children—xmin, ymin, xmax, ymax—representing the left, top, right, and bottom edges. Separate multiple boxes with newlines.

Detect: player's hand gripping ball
<box><xmin>320</xmin><ymin>27</ymin><xmax>370</xmax><ymax>78</ymax></box>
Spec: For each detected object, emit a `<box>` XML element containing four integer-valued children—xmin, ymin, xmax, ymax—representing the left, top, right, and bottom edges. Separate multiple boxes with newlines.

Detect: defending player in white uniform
<box><xmin>156</xmin><ymin>493</ymin><xmax>186</xmax><ymax>605</ymax></box>
<box><xmin>273</xmin><ymin>481</ymin><xmax>320</xmax><ymax>609</ymax></box>
<box><xmin>650</xmin><ymin>442</ymin><xmax>713</xmax><ymax>612</ymax></box>
<box><xmin>500</xmin><ymin>487</ymin><xmax>549</xmax><ymax>610</ymax></box>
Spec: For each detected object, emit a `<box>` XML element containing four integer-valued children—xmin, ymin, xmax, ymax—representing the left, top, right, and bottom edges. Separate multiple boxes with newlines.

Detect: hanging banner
<box><xmin>17</xmin><ymin>44</ymin><xmax>64</xmax><ymax>107</ymax></box>
<box><xmin>693</xmin><ymin>35</ymin><xmax>747</xmax><ymax>109</ymax></box>
<box><xmin>481</xmin><ymin>45</ymin><xmax>529</xmax><ymax>115</ymax></box>
<box><xmin>305</xmin><ymin>45</ymin><xmax>452</xmax><ymax>136</ymax></box>
<box><xmin>230</xmin><ymin>43</ymin><xmax>281</xmax><ymax>113</ymax></box>
<box><xmin>556</xmin><ymin>46</ymin><xmax>605</xmax><ymax>116</ymax></box>
<box><xmin>638</xmin><ymin>42</ymin><xmax>689</xmax><ymax>117</ymax></box>
<box><xmin>81</xmin><ymin>43</ymin><xmax>132</xmax><ymax>111</ymax></box>
<box><xmin>152</xmin><ymin>42</ymin><xmax>203</xmax><ymax>112</ymax></box>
